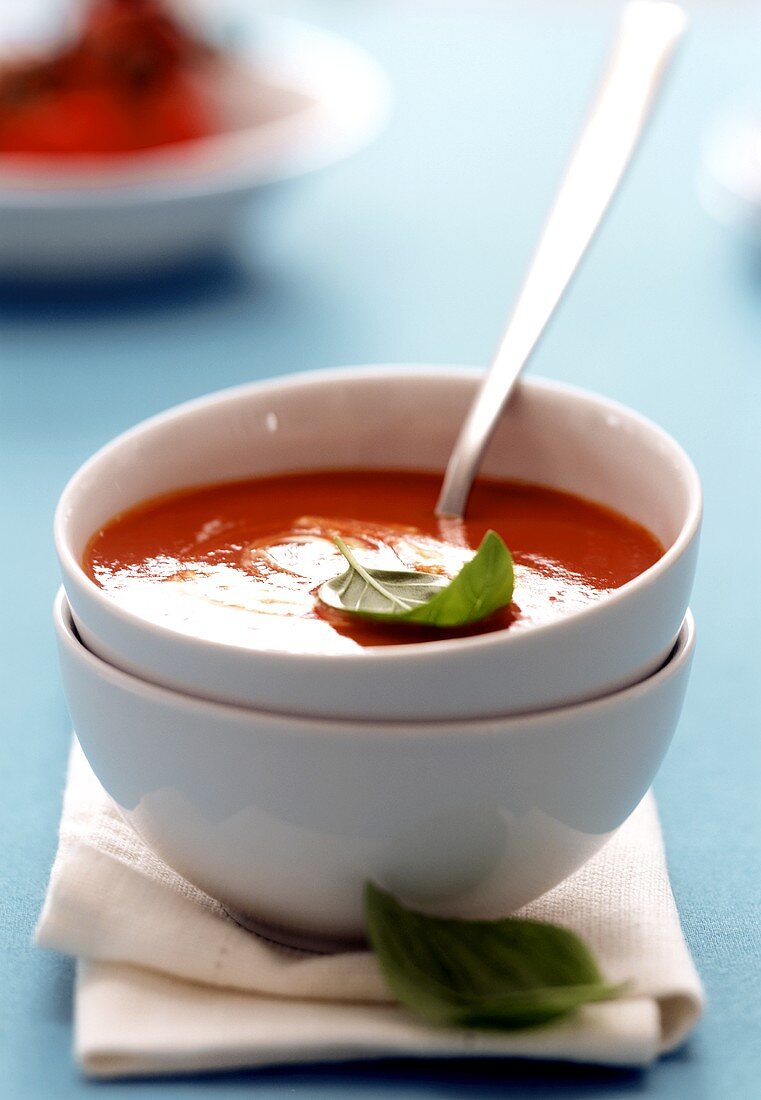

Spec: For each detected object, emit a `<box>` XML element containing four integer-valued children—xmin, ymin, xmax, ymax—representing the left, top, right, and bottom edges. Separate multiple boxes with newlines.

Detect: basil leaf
<box><xmin>365</xmin><ymin>883</ymin><xmax>622</xmax><ymax>1030</ymax></box>
<box><xmin>318</xmin><ymin>530</ymin><xmax>514</xmax><ymax>628</ymax></box>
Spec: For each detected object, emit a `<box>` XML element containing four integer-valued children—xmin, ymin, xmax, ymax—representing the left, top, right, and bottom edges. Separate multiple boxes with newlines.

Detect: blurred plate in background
<box><xmin>0</xmin><ymin>18</ymin><xmax>391</xmax><ymax>277</ymax></box>
<box><xmin>700</xmin><ymin>112</ymin><xmax>761</xmax><ymax>236</ymax></box>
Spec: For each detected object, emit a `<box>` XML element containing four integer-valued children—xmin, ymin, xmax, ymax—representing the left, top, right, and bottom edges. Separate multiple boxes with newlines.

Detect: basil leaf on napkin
<box><xmin>365</xmin><ymin>883</ymin><xmax>622</xmax><ymax>1030</ymax></box>
<box><xmin>318</xmin><ymin>530</ymin><xmax>513</xmax><ymax>628</ymax></box>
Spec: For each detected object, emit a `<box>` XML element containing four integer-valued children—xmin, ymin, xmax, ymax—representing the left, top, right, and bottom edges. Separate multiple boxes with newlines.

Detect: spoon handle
<box><xmin>435</xmin><ymin>1</ymin><xmax>687</xmax><ymax>519</ymax></box>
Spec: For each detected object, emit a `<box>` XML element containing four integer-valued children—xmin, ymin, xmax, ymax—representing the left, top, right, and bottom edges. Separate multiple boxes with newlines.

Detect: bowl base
<box><xmin>223</xmin><ymin>905</ymin><xmax>367</xmax><ymax>956</ymax></box>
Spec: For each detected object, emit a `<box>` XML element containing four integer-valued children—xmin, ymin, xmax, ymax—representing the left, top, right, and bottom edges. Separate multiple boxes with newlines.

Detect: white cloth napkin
<box><xmin>35</xmin><ymin>739</ymin><xmax>704</xmax><ymax>1080</ymax></box>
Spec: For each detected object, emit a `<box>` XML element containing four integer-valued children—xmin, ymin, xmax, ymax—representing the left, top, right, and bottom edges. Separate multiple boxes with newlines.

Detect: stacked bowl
<box><xmin>54</xmin><ymin>366</ymin><xmax>701</xmax><ymax>948</ymax></box>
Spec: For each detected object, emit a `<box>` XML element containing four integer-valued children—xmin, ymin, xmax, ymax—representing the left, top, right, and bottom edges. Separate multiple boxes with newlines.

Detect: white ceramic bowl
<box><xmin>0</xmin><ymin>20</ymin><xmax>390</xmax><ymax>276</ymax></box>
<box><xmin>55</xmin><ymin>589</ymin><xmax>695</xmax><ymax>947</ymax></box>
<box><xmin>55</xmin><ymin>365</ymin><xmax>701</xmax><ymax>721</ymax></box>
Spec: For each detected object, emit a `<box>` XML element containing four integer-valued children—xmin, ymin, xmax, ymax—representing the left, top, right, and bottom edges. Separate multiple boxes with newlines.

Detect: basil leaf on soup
<box><xmin>365</xmin><ymin>883</ymin><xmax>622</xmax><ymax>1030</ymax></box>
<box><xmin>318</xmin><ymin>529</ymin><xmax>514</xmax><ymax>628</ymax></box>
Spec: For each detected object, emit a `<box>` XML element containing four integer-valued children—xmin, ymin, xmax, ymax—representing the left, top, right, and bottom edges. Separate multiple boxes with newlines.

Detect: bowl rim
<box><xmin>54</xmin><ymin>364</ymin><xmax>703</xmax><ymax>667</ymax></box>
<box><xmin>0</xmin><ymin>18</ymin><xmax>392</xmax><ymax>206</ymax></box>
<box><xmin>55</xmin><ymin>586</ymin><xmax>695</xmax><ymax>736</ymax></box>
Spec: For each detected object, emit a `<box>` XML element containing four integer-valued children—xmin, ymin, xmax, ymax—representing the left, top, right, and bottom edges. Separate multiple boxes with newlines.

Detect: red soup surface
<box><xmin>0</xmin><ymin>0</ymin><xmax>216</xmax><ymax>156</ymax></box>
<box><xmin>83</xmin><ymin>470</ymin><xmax>664</xmax><ymax>653</ymax></box>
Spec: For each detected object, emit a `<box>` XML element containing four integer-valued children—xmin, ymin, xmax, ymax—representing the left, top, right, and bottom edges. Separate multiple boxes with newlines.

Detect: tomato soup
<box><xmin>0</xmin><ymin>0</ymin><xmax>216</xmax><ymax>157</ymax></box>
<box><xmin>83</xmin><ymin>470</ymin><xmax>663</xmax><ymax>653</ymax></box>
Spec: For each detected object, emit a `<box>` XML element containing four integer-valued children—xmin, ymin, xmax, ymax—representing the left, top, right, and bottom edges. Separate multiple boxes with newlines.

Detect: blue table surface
<box><xmin>2</xmin><ymin>1</ymin><xmax>760</xmax><ymax>1096</ymax></box>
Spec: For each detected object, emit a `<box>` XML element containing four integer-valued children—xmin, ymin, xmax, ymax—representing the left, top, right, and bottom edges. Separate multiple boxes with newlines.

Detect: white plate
<box><xmin>0</xmin><ymin>19</ymin><xmax>391</xmax><ymax>275</ymax></box>
<box><xmin>700</xmin><ymin>112</ymin><xmax>761</xmax><ymax>234</ymax></box>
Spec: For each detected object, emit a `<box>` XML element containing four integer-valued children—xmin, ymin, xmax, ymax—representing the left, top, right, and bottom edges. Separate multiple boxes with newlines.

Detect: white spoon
<box><xmin>435</xmin><ymin>0</ymin><xmax>687</xmax><ymax>519</ymax></box>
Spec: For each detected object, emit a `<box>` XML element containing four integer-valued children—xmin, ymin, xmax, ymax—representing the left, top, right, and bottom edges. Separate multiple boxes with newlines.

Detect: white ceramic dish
<box><xmin>700</xmin><ymin>112</ymin><xmax>761</xmax><ymax>235</ymax></box>
<box><xmin>55</xmin><ymin>589</ymin><xmax>695</xmax><ymax>947</ymax></box>
<box><xmin>0</xmin><ymin>20</ymin><xmax>390</xmax><ymax>275</ymax></box>
<box><xmin>56</xmin><ymin>366</ymin><xmax>701</xmax><ymax>721</ymax></box>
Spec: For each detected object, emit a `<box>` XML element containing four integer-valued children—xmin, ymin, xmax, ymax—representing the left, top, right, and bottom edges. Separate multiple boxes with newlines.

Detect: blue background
<box><xmin>1</xmin><ymin>1</ymin><xmax>759</xmax><ymax>1096</ymax></box>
